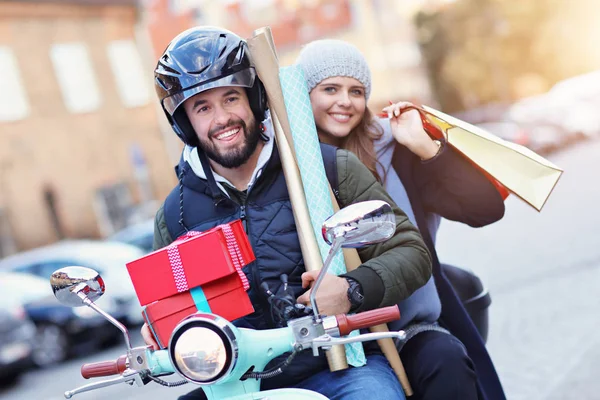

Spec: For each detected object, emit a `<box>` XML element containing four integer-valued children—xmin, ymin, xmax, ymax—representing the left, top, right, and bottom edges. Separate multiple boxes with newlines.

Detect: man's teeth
<box><xmin>331</xmin><ymin>114</ymin><xmax>350</xmax><ymax>122</ymax></box>
<box><xmin>216</xmin><ymin>128</ymin><xmax>239</xmax><ymax>140</ymax></box>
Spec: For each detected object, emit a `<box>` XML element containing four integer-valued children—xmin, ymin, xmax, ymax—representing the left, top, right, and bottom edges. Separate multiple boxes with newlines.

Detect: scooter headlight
<box><xmin>169</xmin><ymin>314</ymin><xmax>237</xmax><ymax>384</ymax></box>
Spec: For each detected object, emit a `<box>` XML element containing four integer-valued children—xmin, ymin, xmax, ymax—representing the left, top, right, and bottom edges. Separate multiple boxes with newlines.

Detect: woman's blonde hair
<box><xmin>340</xmin><ymin>108</ymin><xmax>386</xmax><ymax>183</ymax></box>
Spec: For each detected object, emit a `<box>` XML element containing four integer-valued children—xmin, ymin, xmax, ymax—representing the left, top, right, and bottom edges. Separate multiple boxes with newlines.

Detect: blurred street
<box><xmin>437</xmin><ymin>138</ymin><xmax>600</xmax><ymax>400</ymax></box>
<box><xmin>1</xmin><ymin>138</ymin><xmax>598</xmax><ymax>400</ymax></box>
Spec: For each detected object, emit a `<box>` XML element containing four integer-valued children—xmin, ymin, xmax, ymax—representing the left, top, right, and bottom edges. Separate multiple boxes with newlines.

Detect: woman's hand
<box><xmin>382</xmin><ymin>101</ymin><xmax>440</xmax><ymax>160</ymax></box>
<box><xmin>296</xmin><ymin>270</ymin><xmax>351</xmax><ymax>316</ymax></box>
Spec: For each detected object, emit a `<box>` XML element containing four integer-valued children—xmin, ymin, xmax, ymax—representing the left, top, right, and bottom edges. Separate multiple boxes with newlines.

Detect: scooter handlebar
<box><xmin>81</xmin><ymin>355</ymin><xmax>128</xmax><ymax>379</ymax></box>
<box><xmin>335</xmin><ymin>305</ymin><xmax>400</xmax><ymax>336</ymax></box>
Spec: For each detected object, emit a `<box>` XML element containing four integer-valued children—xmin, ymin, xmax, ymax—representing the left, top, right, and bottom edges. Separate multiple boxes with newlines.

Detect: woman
<box><xmin>296</xmin><ymin>39</ymin><xmax>506</xmax><ymax>400</ymax></box>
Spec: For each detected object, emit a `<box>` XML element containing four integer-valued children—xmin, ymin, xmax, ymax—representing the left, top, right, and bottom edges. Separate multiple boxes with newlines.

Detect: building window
<box><xmin>50</xmin><ymin>43</ymin><xmax>102</xmax><ymax>113</ymax></box>
<box><xmin>106</xmin><ymin>40</ymin><xmax>151</xmax><ymax>108</ymax></box>
<box><xmin>0</xmin><ymin>47</ymin><xmax>30</xmax><ymax>121</ymax></box>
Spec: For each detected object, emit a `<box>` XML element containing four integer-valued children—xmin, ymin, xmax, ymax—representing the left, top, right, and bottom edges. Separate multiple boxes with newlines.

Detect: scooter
<box><xmin>50</xmin><ymin>200</ymin><xmax>406</xmax><ymax>400</ymax></box>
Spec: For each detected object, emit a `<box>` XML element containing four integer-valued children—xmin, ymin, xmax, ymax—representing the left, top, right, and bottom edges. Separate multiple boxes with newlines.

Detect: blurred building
<box><xmin>145</xmin><ymin>0</ymin><xmax>435</xmax><ymax>112</ymax></box>
<box><xmin>0</xmin><ymin>0</ymin><xmax>176</xmax><ymax>254</ymax></box>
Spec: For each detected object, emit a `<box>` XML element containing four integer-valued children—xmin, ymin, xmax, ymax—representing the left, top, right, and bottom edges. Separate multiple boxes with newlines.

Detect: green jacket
<box><xmin>153</xmin><ymin>148</ymin><xmax>431</xmax><ymax>311</ymax></box>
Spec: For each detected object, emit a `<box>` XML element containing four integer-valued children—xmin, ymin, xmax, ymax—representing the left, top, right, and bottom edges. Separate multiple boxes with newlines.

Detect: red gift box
<box><xmin>126</xmin><ymin>220</ymin><xmax>254</xmax><ymax>306</ymax></box>
<box><xmin>143</xmin><ymin>274</ymin><xmax>254</xmax><ymax>348</ymax></box>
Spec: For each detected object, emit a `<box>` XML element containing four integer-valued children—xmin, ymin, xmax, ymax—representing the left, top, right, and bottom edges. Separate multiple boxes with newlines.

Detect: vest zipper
<box><xmin>240</xmin><ymin>181</ymin><xmax>254</xmax><ymax>233</ymax></box>
<box><xmin>239</xmin><ymin>204</ymin><xmax>247</xmax><ymax>232</ymax></box>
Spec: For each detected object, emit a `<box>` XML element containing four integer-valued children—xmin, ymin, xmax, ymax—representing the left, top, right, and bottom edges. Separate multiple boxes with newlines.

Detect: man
<box><xmin>142</xmin><ymin>26</ymin><xmax>432</xmax><ymax>400</ymax></box>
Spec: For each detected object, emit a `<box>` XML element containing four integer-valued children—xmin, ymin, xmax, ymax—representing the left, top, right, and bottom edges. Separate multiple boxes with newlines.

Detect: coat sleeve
<box><xmin>152</xmin><ymin>204</ymin><xmax>174</xmax><ymax>251</ymax></box>
<box><xmin>336</xmin><ymin>149</ymin><xmax>432</xmax><ymax>312</ymax></box>
<box><xmin>409</xmin><ymin>143</ymin><xmax>505</xmax><ymax>227</ymax></box>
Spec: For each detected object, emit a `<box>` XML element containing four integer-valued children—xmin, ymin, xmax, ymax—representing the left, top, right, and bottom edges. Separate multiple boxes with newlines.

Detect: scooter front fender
<box><xmin>225</xmin><ymin>388</ymin><xmax>329</xmax><ymax>400</ymax></box>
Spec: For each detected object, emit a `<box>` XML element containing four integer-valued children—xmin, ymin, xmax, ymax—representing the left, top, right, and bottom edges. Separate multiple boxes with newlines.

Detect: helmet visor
<box><xmin>163</xmin><ymin>68</ymin><xmax>256</xmax><ymax>116</ymax></box>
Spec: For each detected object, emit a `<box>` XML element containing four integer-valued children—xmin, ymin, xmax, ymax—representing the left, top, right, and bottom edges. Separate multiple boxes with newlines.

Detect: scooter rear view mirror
<box><xmin>50</xmin><ymin>266</ymin><xmax>105</xmax><ymax>307</ymax></box>
<box><xmin>311</xmin><ymin>200</ymin><xmax>396</xmax><ymax>319</ymax></box>
<box><xmin>50</xmin><ymin>266</ymin><xmax>133</xmax><ymax>355</ymax></box>
<box><xmin>322</xmin><ymin>200</ymin><xmax>395</xmax><ymax>248</ymax></box>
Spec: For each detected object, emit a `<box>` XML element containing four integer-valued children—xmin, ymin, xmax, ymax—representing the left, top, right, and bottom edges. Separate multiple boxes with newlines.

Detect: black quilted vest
<box><xmin>163</xmin><ymin>143</ymin><xmax>338</xmax><ymax>330</ymax></box>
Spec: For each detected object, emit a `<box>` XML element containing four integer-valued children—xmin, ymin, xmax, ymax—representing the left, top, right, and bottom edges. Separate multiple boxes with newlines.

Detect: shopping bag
<box><xmin>412</xmin><ymin>105</ymin><xmax>563</xmax><ymax>211</ymax></box>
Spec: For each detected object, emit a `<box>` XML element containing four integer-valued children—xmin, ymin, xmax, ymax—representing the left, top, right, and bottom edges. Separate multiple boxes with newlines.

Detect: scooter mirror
<box><xmin>50</xmin><ymin>266</ymin><xmax>105</xmax><ymax>307</ymax></box>
<box><xmin>322</xmin><ymin>200</ymin><xmax>395</xmax><ymax>248</ymax></box>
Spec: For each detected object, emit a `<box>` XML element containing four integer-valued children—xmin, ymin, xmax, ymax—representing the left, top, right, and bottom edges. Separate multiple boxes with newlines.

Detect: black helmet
<box><xmin>155</xmin><ymin>26</ymin><xmax>267</xmax><ymax>146</ymax></box>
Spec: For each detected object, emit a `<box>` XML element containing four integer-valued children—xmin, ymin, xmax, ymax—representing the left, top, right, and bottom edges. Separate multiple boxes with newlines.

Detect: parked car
<box><xmin>108</xmin><ymin>219</ymin><xmax>154</xmax><ymax>254</ymax></box>
<box><xmin>526</xmin><ymin>123</ymin><xmax>569</xmax><ymax>154</ymax></box>
<box><xmin>507</xmin><ymin>88</ymin><xmax>600</xmax><ymax>145</ymax></box>
<box><xmin>0</xmin><ymin>272</ymin><xmax>121</xmax><ymax>368</ymax></box>
<box><xmin>560</xmin><ymin>99</ymin><xmax>600</xmax><ymax>139</ymax></box>
<box><xmin>0</xmin><ymin>240</ymin><xmax>146</xmax><ymax>327</ymax></box>
<box><xmin>549</xmin><ymin>70</ymin><xmax>600</xmax><ymax>102</ymax></box>
<box><xmin>0</xmin><ymin>299</ymin><xmax>35</xmax><ymax>383</ymax></box>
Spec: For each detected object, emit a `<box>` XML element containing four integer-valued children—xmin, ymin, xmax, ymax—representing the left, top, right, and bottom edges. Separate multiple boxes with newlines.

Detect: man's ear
<box><xmin>172</xmin><ymin>108</ymin><xmax>199</xmax><ymax>147</ymax></box>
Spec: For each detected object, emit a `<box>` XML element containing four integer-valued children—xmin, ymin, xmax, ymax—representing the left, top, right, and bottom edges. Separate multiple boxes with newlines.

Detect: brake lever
<box><xmin>64</xmin><ymin>369</ymin><xmax>146</xmax><ymax>399</ymax></box>
<box><xmin>310</xmin><ymin>331</ymin><xmax>407</xmax><ymax>356</ymax></box>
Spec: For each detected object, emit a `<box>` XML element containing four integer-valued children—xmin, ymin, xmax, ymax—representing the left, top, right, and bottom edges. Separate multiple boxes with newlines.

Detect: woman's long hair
<box><xmin>340</xmin><ymin>108</ymin><xmax>386</xmax><ymax>183</ymax></box>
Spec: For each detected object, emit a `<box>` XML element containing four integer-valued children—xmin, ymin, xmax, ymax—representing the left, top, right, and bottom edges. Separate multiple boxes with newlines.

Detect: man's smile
<box><xmin>213</xmin><ymin>126</ymin><xmax>241</xmax><ymax>142</ymax></box>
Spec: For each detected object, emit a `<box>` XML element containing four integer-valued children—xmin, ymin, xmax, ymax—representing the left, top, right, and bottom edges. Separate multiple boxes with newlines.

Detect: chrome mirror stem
<box><xmin>76</xmin><ymin>291</ymin><xmax>133</xmax><ymax>357</ymax></box>
<box><xmin>309</xmin><ymin>236</ymin><xmax>344</xmax><ymax>322</ymax></box>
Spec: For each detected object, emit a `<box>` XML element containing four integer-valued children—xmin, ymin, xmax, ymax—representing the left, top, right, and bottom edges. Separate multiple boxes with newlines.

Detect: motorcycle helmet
<box><xmin>155</xmin><ymin>26</ymin><xmax>267</xmax><ymax>147</ymax></box>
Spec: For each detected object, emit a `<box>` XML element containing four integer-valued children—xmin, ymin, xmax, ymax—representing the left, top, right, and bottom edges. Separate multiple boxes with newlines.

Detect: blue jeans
<box><xmin>178</xmin><ymin>354</ymin><xmax>405</xmax><ymax>400</ymax></box>
<box><xmin>294</xmin><ymin>354</ymin><xmax>406</xmax><ymax>400</ymax></box>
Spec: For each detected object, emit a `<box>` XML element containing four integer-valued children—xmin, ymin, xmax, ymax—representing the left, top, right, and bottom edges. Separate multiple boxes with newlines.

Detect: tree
<box><xmin>414</xmin><ymin>0</ymin><xmax>577</xmax><ymax>113</ymax></box>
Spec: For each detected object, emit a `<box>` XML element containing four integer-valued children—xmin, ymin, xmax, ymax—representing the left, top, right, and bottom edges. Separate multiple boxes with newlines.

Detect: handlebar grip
<box><xmin>336</xmin><ymin>306</ymin><xmax>400</xmax><ymax>336</ymax></box>
<box><xmin>81</xmin><ymin>355</ymin><xmax>128</xmax><ymax>379</ymax></box>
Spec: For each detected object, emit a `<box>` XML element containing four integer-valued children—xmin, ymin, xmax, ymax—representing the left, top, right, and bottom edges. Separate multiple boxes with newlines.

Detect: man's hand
<box><xmin>296</xmin><ymin>270</ymin><xmax>351</xmax><ymax>316</ymax></box>
<box><xmin>141</xmin><ymin>323</ymin><xmax>159</xmax><ymax>350</ymax></box>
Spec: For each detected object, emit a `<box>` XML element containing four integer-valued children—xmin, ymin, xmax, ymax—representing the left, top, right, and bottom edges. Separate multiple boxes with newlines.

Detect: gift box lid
<box><xmin>127</xmin><ymin>228</ymin><xmax>243</xmax><ymax>305</ymax></box>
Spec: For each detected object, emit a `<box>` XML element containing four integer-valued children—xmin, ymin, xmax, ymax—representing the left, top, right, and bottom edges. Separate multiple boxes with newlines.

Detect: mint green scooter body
<box><xmin>148</xmin><ymin>318</ymin><xmax>328</xmax><ymax>400</ymax></box>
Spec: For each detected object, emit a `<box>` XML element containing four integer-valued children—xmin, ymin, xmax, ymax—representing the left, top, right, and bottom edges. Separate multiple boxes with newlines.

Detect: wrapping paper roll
<box><xmin>279</xmin><ymin>65</ymin><xmax>366</xmax><ymax>367</ymax></box>
<box><xmin>247</xmin><ymin>27</ymin><xmax>350</xmax><ymax>371</ymax></box>
<box><xmin>250</xmin><ymin>28</ymin><xmax>413</xmax><ymax>394</ymax></box>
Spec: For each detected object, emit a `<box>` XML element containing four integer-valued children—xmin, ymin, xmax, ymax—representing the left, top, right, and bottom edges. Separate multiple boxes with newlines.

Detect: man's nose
<box><xmin>213</xmin><ymin>105</ymin><xmax>231</xmax><ymax>125</ymax></box>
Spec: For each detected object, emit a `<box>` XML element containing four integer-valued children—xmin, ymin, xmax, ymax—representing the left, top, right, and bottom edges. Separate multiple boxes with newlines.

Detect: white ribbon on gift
<box><xmin>167</xmin><ymin>224</ymin><xmax>250</xmax><ymax>293</ymax></box>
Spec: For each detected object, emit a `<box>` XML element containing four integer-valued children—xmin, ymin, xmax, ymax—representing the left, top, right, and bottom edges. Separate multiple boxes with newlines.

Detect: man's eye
<box><xmin>225</xmin><ymin>96</ymin><xmax>239</xmax><ymax>103</ymax></box>
<box><xmin>198</xmin><ymin>106</ymin><xmax>209</xmax><ymax>113</ymax></box>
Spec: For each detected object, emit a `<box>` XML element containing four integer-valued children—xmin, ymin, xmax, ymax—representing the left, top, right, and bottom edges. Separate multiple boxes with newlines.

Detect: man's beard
<box><xmin>198</xmin><ymin>117</ymin><xmax>261</xmax><ymax>169</ymax></box>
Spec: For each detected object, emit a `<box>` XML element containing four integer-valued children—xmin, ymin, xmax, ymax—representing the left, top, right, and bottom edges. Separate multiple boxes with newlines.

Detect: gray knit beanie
<box><xmin>296</xmin><ymin>39</ymin><xmax>372</xmax><ymax>101</ymax></box>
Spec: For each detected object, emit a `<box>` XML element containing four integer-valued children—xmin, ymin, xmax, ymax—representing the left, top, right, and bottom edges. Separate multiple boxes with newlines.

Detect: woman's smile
<box><xmin>329</xmin><ymin>113</ymin><xmax>352</xmax><ymax>123</ymax></box>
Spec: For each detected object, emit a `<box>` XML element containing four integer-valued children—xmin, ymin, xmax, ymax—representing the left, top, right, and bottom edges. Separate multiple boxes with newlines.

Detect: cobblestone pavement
<box><xmin>1</xmin><ymin>139</ymin><xmax>598</xmax><ymax>400</ymax></box>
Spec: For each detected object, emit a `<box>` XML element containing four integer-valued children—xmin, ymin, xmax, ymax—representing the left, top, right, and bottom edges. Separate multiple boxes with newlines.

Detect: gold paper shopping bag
<box><xmin>419</xmin><ymin>105</ymin><xmax>563</xmax><ymax>211</ymax></box>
